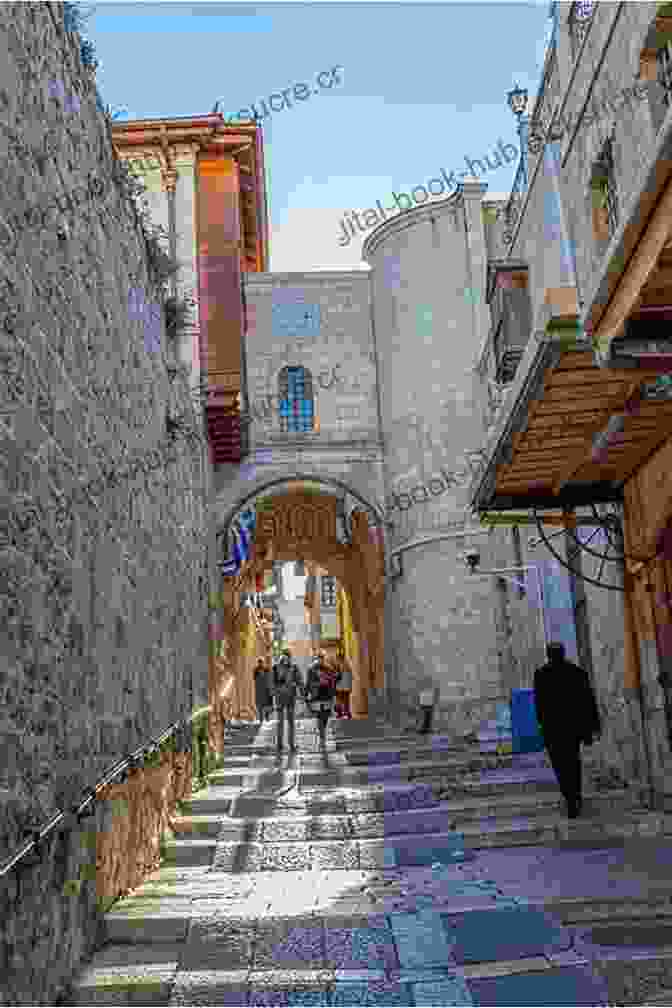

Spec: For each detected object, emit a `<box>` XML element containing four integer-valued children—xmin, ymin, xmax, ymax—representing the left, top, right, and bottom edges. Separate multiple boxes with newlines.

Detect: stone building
<box><xmin>470</xmin><ymin>0</ymin><xmax>672</xmax><ymax>809</ymax></box>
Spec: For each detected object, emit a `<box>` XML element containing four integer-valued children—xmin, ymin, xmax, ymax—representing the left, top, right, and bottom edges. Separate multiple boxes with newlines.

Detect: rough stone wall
<box><xmin>0</xmin><ymin>4</ymin><xmax>210</xmax><ymax>1003</ymax></box>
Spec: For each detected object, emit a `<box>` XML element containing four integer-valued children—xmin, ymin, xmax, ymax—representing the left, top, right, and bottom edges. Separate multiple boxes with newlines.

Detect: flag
<box><xmin>233</xmin><ymin>527</ymin><xmax>245</xmax><ymax>567</ymax></box>
<box><xmin>220</xmin><ymin>556</ymin><xmax>239</xmax><ymax>577</ymax></box>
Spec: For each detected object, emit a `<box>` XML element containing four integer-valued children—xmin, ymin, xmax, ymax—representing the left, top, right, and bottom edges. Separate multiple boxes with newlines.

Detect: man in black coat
<box><xmin>533</xmin><ymin>641</ymin><xmax>602</xmax><ymax>818</ymax></box>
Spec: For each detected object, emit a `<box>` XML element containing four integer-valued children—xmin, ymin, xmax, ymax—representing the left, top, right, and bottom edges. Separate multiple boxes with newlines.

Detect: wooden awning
<box><xmin>473</xmin><ymin>321</ymin><xmax>672</xmax><ymax>513</ymax></box>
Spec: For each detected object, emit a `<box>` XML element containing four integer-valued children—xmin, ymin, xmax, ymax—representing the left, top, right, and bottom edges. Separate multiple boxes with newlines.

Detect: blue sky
<box><xmin>88</xmin><ymin>1</ymin><xmax>552</xmax><ymax>272</ymax></box>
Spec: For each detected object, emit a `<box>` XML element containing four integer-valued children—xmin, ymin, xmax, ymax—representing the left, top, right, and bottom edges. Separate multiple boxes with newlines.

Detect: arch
<box><xmin>217</xmin><ymin>472</ymin><xmax>386</xmax><ymax>545</ymax></box>
<box><xmin>278</xmin><ymin>365</ymin><xmax>315</xmax><ymax>434</ymax></box>
<box><xmin>211</xmin><ymin>481</ymin><xmax>386</xmax><ymax>725</ymax></box>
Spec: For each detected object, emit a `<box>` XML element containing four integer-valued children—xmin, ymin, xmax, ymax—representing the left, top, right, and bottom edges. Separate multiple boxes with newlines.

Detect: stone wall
<box><xmin>0</xmin><ymin>4</ymin><xmax>210</xmax><ymax>1003</ymax></box>
<box><xmin>479</xmin><ymin>522</ymin><xmax>650</xmax><ymax>801</ymax></box>
<box><xmin>243</xmin><ymin>272</ymin><xmax>379</xmax><ymax>448</ymax></box>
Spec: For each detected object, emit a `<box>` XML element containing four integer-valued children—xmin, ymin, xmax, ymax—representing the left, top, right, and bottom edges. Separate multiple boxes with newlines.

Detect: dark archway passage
<box><xmin>209</xmin><ymin>488</ymin><xmax>385</xmax><ymax>741</ymax></box>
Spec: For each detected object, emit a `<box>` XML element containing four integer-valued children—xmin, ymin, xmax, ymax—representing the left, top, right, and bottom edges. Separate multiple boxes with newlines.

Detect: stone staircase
<box><xmin>59</xmin><ymin>715</ymin><xmax>672</xmax><ymax>1005</ymax></box>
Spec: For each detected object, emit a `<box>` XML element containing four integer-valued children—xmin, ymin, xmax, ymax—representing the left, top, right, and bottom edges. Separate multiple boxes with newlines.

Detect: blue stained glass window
<box><xmin>278</xmin><ymin>366</ymin><xmax>314</xmax><ymax>434</ymax></box>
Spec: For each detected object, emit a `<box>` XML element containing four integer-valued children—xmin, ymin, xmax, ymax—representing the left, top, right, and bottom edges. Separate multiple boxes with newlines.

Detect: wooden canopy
<box><xmin>476</xmin><ymin>341</ymin><xmax>672</xmax><ymax>512</ymax></box>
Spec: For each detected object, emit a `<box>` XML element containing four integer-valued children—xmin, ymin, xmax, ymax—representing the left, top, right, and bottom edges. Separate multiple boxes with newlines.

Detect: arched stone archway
<box><xmin>215</xmin><ymin>471</ymin><xmax>386</xmax><ymax>543</ymax></box>
<box><xmin>209</xmin><ymin>484</ymin><xmax>385</xmax><ymax>738</ymax></box>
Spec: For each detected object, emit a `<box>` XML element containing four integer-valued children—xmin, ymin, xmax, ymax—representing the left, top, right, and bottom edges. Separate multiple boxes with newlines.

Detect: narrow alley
<box><xmin>7</xmin><ymin>4</ymin><xmax>672</xmax><ymax>1005</ymax></box>
<box><xmin>60</xmin><ymin>712</ymin><xmax>672</xmax><ymax>1006</ymax></box>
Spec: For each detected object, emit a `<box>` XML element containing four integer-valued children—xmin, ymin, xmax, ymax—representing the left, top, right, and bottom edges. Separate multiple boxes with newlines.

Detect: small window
<box><xmin>278</xmin><ymin>366</ymin><xmax>314</xmax><ymax>434</ymax></box>
<box><xmin>657</xmin><ymin>39</ymin><xmax>672</xmax><ymax>109</ymax></box>
<box><xmin>590</xmin><ymin>138</ymin><xmax>618</xmax><ymax>243</ymax></box>
<box><xmin>321</xmin><ymin>575</ymin><xmax>337</xmax><ymax>608</ymax></box>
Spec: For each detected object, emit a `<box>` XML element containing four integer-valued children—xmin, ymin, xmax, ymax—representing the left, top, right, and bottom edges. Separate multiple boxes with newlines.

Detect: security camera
<box><xmin>464</xmin><ymin>549</ymin><xmax>481</xmax><ymax>573</ymax></box>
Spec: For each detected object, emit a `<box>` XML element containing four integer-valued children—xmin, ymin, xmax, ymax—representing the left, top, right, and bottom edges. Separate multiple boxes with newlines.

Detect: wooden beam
<box><xmin>547</xmin><ymin>366</ymin><xmax>666</xmax><ymax>388</ymax></box>
<box><xmin>542</xmin><ymin>382</ymin><xmax>631</xmax><ymax>401</ymax></box>
<box><xmin>551</xmin><ymin>380</ymin><xmax>642</xmax><ymax>494</ymax></box>
<box><xmin>532</xmin><ymin>410</ymin><xmax>606</xmax><ymax>427</ymax></box>
<box><xmin>612</xmin><ymin>414</ymin><xmax>672</xmax><ymax>487</ymax></box>
<box><xmin>553</xmin><ymin>352</ymin><xmax>596</xmax><ymax>369</ymax></box>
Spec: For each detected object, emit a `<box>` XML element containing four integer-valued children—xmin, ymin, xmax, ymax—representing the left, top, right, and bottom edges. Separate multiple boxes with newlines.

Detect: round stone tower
<box><xmin>363</xmin><ymin>180</ymin><xmax>504</xmax><ymax>733</ymax></box>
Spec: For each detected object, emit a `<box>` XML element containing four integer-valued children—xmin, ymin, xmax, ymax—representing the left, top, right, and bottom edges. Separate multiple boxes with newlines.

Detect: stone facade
<box><xmin>470</xmin><ymin>0</ymin><xmax>672</xmax><ymax>801</ymax></box>
<box><xmin>0</xmin><ymin>4</ymin><xmax>210</xmax><ymax>1004</ymax></box>
<box><xmin>363</xmin><ymin>188</ymin><xmax>502</xmax><ymax>722</ymax></box>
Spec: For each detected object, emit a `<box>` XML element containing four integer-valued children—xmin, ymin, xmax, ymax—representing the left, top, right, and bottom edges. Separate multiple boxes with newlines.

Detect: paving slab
<box><xmin>442</xmin><ymin>906</ymin><xmax>571</xmax><ymax>964</ymax></box>
<box><xmin>466</xmin><ymin>964</ymin><xmax>610</xmax><ymax>1005</ymax></box>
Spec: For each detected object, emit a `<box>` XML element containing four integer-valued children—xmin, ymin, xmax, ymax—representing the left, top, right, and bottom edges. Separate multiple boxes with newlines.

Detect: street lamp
<box><xmin>507</xmin><ymin>82</ymin><xmax>530</xmax><ymax>188</ymax></box>
<box><xmin>507</xmin><ymin>82</ymin><xmax>528</xmax><ymax>117</ymax></box>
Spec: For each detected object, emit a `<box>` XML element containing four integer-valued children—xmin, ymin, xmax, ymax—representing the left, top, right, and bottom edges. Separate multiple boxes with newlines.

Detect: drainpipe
<box><xmin>620</xmin><ymin>529</ymin><xmax>655</xmax><ymax>808</ymax></box>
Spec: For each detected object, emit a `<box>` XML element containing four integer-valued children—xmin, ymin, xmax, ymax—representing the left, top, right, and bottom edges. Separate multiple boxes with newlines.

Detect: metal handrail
<box><xmin>0</xmin><ymin>704</ymin><xmax>212</xmax><ymax>880</ymax></box>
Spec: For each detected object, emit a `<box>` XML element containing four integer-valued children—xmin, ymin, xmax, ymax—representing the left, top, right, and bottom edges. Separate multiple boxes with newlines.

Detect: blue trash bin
<box><xmin>510</xmin><ymin>688</ymin><xmax>545</xmax><ymax>753</ymax></box>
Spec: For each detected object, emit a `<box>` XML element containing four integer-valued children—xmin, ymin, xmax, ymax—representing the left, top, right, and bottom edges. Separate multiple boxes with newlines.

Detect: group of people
<box><xmin>253</xmin><ymin>648</ymin><xmax>353</xmax><ymax>754</ymax></box>
<box><xmin>252</xmin><ymin>639</ymin><xmax>603</xmax><ymax>818</ymax></box>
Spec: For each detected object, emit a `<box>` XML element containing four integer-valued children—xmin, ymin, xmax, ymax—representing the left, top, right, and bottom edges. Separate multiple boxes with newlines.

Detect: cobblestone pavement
<box><xmin>62</xmin><ymin>716</ymin><xmax>672</xmax><ymax>1005</ymax></box>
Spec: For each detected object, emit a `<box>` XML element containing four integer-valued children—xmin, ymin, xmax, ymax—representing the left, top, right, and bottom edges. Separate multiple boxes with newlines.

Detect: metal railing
<box><xmin>0</xmin><ymin>704</ymin><xmax>211</xmax><ymax>880</ymax></box>
<box><xmin>502</xmin><ymin>158</ymin><xmax>527</xmax><ymax>245</ymax></box>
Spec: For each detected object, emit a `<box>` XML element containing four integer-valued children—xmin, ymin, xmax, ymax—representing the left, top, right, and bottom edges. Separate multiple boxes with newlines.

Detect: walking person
<box><xmin>533</xmin><ymin>641</ymin><xmax>602</xmax><ymax>819</ymax></box>
<box><xmin>306</xmin><ymin>651</ymin><xmax>341</xmax><ymax>749</ymax></box>
<box><xmin>253</xmin><ymin>658</ymin><xmax>272</xmax><ymax>725</ymax></box>
<box><xmin>272</xmin><ymin>650</ymin><xmax>302</xmax><ymax>754</ymax></box>
<box><xmin>334</xmin><ymin>654</ymin><xmax>353</xmax><ymax>719</ymax></box>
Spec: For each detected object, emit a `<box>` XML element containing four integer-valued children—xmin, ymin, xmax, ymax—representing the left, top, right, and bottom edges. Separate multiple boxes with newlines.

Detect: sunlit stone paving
<box><xmin>61</xmin><ymin>716</ymin><xmax>672</xmax><ymax>1006</ymax></box>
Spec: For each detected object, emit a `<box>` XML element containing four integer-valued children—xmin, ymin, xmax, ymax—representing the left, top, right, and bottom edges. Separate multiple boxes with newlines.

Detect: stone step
<box><xmin>171</xmin><ymin>790</ymin><xmax>638</xmax><ymax>843</ymax></box>
<box><xmin>60</xmin><ymin>943</ymin><xmax>181</xmax><ymax>1005</ymax></box>
<box><xmin>224</xmin><ymin>772</ymin><xmax>566</xmax><ymax>819</ymax></box>
<box><xmin>206</xmin><ymin>751</ymin><xmax>553</xmax><ymax>790</ymax></box>
<box><xmin>217</xmin><ymin>737</ymin><xmax>477</xmax><ymax>761</ymax></box>
<box><xmin>643</xmin><ymin>987</ymin><xmax>672</xmax><ymax>1005</ymax></box>
<box><xmin>586</xmin><ymin>944</ymin><xmax>672</xmax><ymax>1006</ymax></box>
<box><xmin>57</xmin><ymin>960</ymin><xmax>606</xmax><ymax>1007</ymax></box>
<box><xmin>182</xmin><ymin>788</ymin><xmax>235</xmax><ymax>816</ymax></box>
<box><xmin>161</xmin><ymin>810</ymin><xmax>672</xmax><ymax>873</ymax></box>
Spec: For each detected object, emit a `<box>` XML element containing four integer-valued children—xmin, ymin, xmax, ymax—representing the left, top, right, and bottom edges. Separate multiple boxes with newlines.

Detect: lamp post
<box><xmin>506</xmin><ymin>82</ymin><xmax>530</xmax><ymax>189</ymax></box>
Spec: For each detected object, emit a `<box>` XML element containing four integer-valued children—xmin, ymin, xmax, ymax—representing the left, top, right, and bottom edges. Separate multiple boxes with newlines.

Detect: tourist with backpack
<box><xmin>253</xmin><ymin>658</ymin><xmax>272</xmax><ymax>725</ymax></box>
<box><xmin>272</xmin><ymin>650</ymin><xmax>302</xmax><ymax>754</ymax></box>
<box><xmin>306</xmin><ymin>651</ymin><xmax>341</xmax><ymax>749</ymax></box>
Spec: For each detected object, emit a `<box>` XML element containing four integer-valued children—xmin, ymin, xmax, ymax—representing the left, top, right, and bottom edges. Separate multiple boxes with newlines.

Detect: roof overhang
<box><xmin>470</xmin><ymin>307</ymin><xmax>672</xmax><ymax>514</ymax></box>
<box><xmin>111</xmin><ymin>114</ymin><xmax>269</xmax><ymax>271</ymax></box>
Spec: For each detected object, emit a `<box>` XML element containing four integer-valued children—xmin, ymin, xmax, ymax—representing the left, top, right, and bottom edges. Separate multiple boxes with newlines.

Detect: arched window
<box><xmin>278</xmin><ymin>366</ymin><xmax>314</xmax><ymax>434</ymax></box>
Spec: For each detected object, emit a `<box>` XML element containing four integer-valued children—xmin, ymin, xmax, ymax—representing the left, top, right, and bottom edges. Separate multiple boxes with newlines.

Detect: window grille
<box><xmin>321</xmin><ymin>575</ymin><xmax>337</xmax><ymax>608</ymax></box>
<box><xmin>278</xmin><ymin>366</ymin><xmax>314</xmax><ymax>434</ymax></box>
<box><xmin>657</xmin><ymin>40</ymin><xmax>672</xmax><ymax>108</ymax></box>
<box><xmin>592</xmin><ymin>137</ymin><xmax>618</xmax><ymax>240</ymax></box>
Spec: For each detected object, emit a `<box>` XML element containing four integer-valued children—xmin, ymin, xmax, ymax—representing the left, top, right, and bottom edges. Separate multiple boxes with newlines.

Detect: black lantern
<box><xmin>507</xmin><ymin>82</ymin><xmax>528</xmax><ymax>118</ymax></box>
